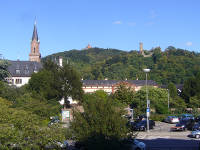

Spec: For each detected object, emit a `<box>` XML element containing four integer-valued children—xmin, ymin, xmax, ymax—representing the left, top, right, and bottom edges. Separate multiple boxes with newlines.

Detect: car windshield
<box><xmin>171</xmin><ymin>116</ymin><xmax>177</xmax><ymax>118</ymax></box>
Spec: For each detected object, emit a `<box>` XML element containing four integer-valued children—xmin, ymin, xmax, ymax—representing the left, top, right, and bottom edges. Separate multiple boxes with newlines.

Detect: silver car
<box><xmin>164</xmin><ymin>116</ymin><xmax>179</xmax><ymax>124</ymax></box>
<box><xmin>191</xmin><ymin>130</ymin><xmax>200</xmax><ymax>138</ymax></box>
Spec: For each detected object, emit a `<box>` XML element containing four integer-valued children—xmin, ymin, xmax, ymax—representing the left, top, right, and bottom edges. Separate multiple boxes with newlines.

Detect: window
<box><xmin>16</xmin><ymin>64</ymin><xmax>20</xmax><ymax>74</ymax></box>
<box><xmin>16</xmin><ymin>69</ymin><xmax>20</xmax><ymax>74</ymax></box>
<box><xmin>15</xmin><ymin>79</ymin><xmax>22</xmax><ymax>84</ymax></box>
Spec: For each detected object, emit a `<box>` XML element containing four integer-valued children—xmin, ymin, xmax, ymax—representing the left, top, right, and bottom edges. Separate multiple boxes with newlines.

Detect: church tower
<box><xmin>29</xmin><ymin>21</ymin><xmax>41</xmax><ymax>62</ymax></box>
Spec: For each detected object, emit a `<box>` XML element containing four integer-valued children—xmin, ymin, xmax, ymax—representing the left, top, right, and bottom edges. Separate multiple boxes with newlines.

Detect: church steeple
<box><xmin>29</xmin><ymin>20</ymin><xmax>41</xmax><ymax>62</ymax></box>
<box><xmin>32</xmin><ymin>21</ymin><xmax>38</xmax><ymax>41</ymax></box>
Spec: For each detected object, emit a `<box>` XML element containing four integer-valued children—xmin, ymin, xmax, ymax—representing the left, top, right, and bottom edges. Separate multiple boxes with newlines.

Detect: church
<box><xmin>6</xmin><ymin>21</ymin><xmax>42</xmax><ymax>87</ymax></box>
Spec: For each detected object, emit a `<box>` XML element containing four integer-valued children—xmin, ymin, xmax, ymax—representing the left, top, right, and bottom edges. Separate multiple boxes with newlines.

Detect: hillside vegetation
<box><xmin>44</xmin><ymin>46</ymin><xmax>200</xmax><ymax>85</ymax></box>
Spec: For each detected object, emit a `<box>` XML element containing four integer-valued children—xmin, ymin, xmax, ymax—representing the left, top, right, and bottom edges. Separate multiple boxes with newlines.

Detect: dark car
<box><xmin>192</xmin><ymin>122</ymin><xmax>200</xmax><ymax>131</ymax></box>
<box><xmin>171</xmin><ymin>118</ymin><xmax>195</xmax><ymax>131</ymax></box>
<box><xmin>179</xmin><ymin>114</ymin><xmax>194</xmax><ymax>120</ymax></box>
<box><xmin>195</xmin><ymin>115</ymin><xmax>200</xmax><ymax>122</ymax></box>
<box><xmin>132</xmin><ymin>120</ymin><xmax>155</xmax><ymax>131</ymax></box>
<box><xmin>136</xmin><ymin>115</ymin><xmax>147</xmax><ymax>121</ymax></box>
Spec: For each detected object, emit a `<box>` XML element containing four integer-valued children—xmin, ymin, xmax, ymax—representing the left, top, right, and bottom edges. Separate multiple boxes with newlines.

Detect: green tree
<box><xmin>70</xmin><ymin>91</ymin><xmax>131</xmax><ymax>150</ymax></box>
<box><xmin>113</xmin><ymin>84</ymin><xmax>135</xmax><ymax>105</ymax></box>
<box><xmin>0</xmin><ymin>59</ymin><xmax>9</xmax><ymax>81</ymax></box>
<box><xmin>168</xmin><ymin>82</ymin><xmax>177</xmax><ymax>98</ymax></box>
<box><xmin>28</xmin><ymin>59</ymin><xmax>83</xmax><ymax>106</ymax></box>
<box><xmin>0</xmin><ymin>97</ymin><xmax>65</xmax><ymax>149</ymax></box>
<box><xmin>189</xmin><ymin>96</ymin><xmax>200</xmax><ymax>108</ymax></box>
<box><xmin>59</xmin><ymin>64</ymin><xmax>83</xmax><ymax>106</ymax></box>
<box><xmin>131</xmin><ymin>87</ymin><xmax>169</xmax><ymax>114</ymax></box>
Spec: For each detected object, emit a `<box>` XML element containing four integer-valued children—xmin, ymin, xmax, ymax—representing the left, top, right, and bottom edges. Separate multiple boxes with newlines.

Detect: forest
<box><xmin>44</xmin><ymin>46</ymin><xmax>200</xmax><ymax>85</ymax></box>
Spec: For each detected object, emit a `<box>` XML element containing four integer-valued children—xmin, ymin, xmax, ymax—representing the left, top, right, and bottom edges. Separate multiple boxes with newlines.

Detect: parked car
<box><xmin>179</xmin><ymin>114</ymin><xmax>194</xmax><ymax>120</ymax></box>
<box><xmin>164</xmin><ymin>116</ymin><xmax>179</xmax><ymax>124</ymax></box>
<box><xmin>192</xmin><ymin>122</ymin><xmax>200</xmax><ymax>131</ymax></box>
<box><xmin>132</xmin><ymin>120</ymin><xmax>155</xmax><ymax>131</ymax></box>
<box><xmin>136</xmin><ymin>114</ymin><xmax>147</xmax><ymax>121</ymax></box>
<box><xmin>132</xmin><ymin>139</ymin><xmax>146</xmax><ymax>150</ymax></box>
<box><xmin>171</xmin><ymin>118</ymin><xmax>195</xmax><ymax>131</ymax></box>
<box><xmin>195</xmin><ymin>115</ymin><xmax>200</xmax><ymax>122</ymax></box>
<box><xmin>191</xmin><ymin>130</ymin><xmax>200</xmax><ymax>138</ymax></box>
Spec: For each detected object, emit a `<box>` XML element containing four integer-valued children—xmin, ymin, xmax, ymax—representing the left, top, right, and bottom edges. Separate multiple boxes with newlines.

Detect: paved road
<box><xmin>136</xmin><ymin>121</ymin><xmax>200</xmax><ymax>150</ymax></box>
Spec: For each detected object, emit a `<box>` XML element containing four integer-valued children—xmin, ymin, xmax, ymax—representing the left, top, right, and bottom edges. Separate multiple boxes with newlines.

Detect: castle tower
<box><xmin>86</xmin><ymin>44</ymin><xmax>92</xmax><ymax>49</ymax></box>
<box><xmin>29</xmin><ymin>20</ymin><xmax>41</xmax><ymax>62</ymax></box>
<box><xmin>139</xmin><ymin>42</ymin><xmax>143</xmax><ymax>54</ymax></box>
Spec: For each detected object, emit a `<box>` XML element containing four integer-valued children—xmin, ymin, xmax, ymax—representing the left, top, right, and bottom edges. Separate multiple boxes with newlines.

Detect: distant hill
<box><xmin>43</xmin><ymin>46</ymin><xmax>200</xmax><ymax>85</ymax></box>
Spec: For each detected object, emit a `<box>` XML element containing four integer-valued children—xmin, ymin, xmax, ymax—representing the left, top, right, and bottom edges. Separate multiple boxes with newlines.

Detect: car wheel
<box><xmin>196</xmin><ymin>134</ymin><xmax>200</xmax><ymax>139</ymax></box>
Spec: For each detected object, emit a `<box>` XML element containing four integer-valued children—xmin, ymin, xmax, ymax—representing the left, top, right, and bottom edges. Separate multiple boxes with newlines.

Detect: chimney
<box><xmin>59</xmin><ymin>56</ymin><xmax>63</xmax><ymax>67</ymax></box>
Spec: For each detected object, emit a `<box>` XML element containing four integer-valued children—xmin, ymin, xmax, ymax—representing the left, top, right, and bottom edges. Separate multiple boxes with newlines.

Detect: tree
<box><xmin>70</xmin><ymin>91</ymin><xmax>131</xmax><ymax>150</ymax></box>
<box><xmin>59</xmin><ymin>64</ymin><xmax>83</xmax><ymax>106</ymax></box>
<box><xmin>0</xmin><ymin>97</ymin><xmax>65</xmax><ymax>149</ymax></box>
<box><xmin>28</xmin><ymin>59</ymin><xmax>83</xmax><ymax>106</ymax></box>
<box><xmin>0</xmin><ymin>59</ymin><xmax>9</xmax><ymax>81</ymax></box>
<box><xmin>113</xmin><ymin>84</ymin><xmax>135</xmax><ymax>105</ymax></box>
<box><xmin>131</xmin><ymin>87</ymin><xmax>169</xmax><ymax>114</ymax></box>
<box><xmin>168</xmin><ymin>82</ymin><xmax>177</xmax><ymax>98</ymax></box>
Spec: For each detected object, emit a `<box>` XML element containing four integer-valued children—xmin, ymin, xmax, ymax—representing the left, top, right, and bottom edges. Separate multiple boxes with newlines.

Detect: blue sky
<box><xmin>0</xmin><ymin>0</ymin><xmax>200</xmax><ymax>60</ymax></box>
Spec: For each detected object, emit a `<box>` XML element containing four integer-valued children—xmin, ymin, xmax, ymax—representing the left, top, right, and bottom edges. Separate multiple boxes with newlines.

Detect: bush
<box><xmin>150</xmin><ymin>114</ymin><xmax>168</xmax><ymax>121</ymax></box>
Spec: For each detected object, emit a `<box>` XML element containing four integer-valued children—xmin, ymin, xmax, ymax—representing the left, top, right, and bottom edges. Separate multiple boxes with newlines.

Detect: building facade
<box><xmin>82</xmin><ymin>80</ymin><xmax>158</xmax><ymax>94</ymax></box>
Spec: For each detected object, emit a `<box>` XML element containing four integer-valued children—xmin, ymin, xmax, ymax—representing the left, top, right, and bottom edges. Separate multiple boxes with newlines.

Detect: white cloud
<box><xmin>186</xmin><ymin>41</ymin><xmax>193</xmax><ymax>46</ymax></box>
<box><xmin>113</xmin><ymin>21</ymin><xmax>122</xmax><ymax>24</ymax></box>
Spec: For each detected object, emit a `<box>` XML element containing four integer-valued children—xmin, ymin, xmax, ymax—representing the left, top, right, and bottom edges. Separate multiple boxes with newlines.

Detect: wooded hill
<box><xmin>43</xmin><ymin>46</ymin><xmax>200</xmax><ymax>85</ymax></box>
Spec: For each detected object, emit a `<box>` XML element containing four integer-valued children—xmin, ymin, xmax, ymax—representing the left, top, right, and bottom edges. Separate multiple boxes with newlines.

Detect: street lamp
<box><xmin>167</xmin><ymin>89</ymin><xmax>170</xmax><ymax>111</ymax></box>
<box><xmin>143</xmin><ymin>68</ymin><xmax>150</xmax><ymax>132</ymax></box>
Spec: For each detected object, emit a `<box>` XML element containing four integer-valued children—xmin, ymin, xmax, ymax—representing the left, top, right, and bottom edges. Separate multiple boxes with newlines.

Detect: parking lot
<box><xmin>136</xmin><ymin>121</ymin><xmax>197</xmax><ymax>140</ymax></box>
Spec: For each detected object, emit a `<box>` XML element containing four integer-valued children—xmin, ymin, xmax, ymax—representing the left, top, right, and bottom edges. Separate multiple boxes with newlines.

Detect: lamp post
<box><xmin>167</xmin><ymin>89</ymin><xmax>170</xmax><ymax>111</ymax></box>
<box><xmin>143</xmin><ymin>69</ymin><xmax>150</xmax><ymax>132</ymax></box>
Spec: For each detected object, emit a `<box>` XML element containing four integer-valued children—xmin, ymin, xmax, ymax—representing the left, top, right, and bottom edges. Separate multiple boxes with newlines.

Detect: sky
<box><xmin>0</xmin><ymin>0</ymin><xmax>200</xmax><ymax>60</ymax></box>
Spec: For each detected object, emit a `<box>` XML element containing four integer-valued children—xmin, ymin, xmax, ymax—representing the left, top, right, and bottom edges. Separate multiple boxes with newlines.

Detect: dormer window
<box><xmin>24</xmin><ymin>65</ymin><xmax>29</xmax><ymax>75</ymax></box>
<box><xmin>16</xmin><ymin>64</ymin><xmax>20</xmax><ymax>74</ymax></box>
<box><xmin>33</xmin><ymin>65</ymin><xmax>37</xmax><ymax>73</ymax></box>
<box><xmin>16</xmin><ymin>69</ymin><xmax>20</xmax><ymax>74</ymax></box>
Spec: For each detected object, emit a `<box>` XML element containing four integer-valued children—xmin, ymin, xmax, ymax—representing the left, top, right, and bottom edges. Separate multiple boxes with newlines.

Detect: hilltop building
<box><xmin>139</xmin><ymin>42</ymin><xmax>144</xmax><ymax>55</ymax></box>
<box><xmin>85</xmin><ymin>44</ymin><xmax>92</xmax><ymax>49</ymax></box>
<box><xmin>6</xmin><ymin>21</ymin><xmax>42</xmax><ymax>87</ymax></box>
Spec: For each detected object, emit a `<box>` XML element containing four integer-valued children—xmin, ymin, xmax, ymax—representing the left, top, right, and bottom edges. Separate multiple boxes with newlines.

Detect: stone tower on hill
<box><xmin>139</xmin><ymin>42</ymin><xmax>144</xmax><ymax>55</ymax></box>
<box><xmin>29</xmin><ymin>21</ymin><xmax>41</xmax><ymax>62</ymax></box>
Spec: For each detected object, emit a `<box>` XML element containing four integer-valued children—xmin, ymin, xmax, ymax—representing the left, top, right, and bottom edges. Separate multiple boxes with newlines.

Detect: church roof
<box><xmin>32</xmin><ymin>22</ymin><xmax>38</xmax><ymax>41</ymax></box>
<box><xmin>7</xmin><ymin>61</ymin><xmax>42</xmax><ymax>77</ymax></box>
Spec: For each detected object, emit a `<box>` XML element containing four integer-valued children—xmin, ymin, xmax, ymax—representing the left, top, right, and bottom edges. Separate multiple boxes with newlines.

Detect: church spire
<box><xmin>32</xmin><ymin>20</ymin><xmax>39</xmax><ymax>41</ymax></box>
<box><xmin>29</xmin><ymin>20</ymin><xmax>41</xmax><ymax>62</ymax></box>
